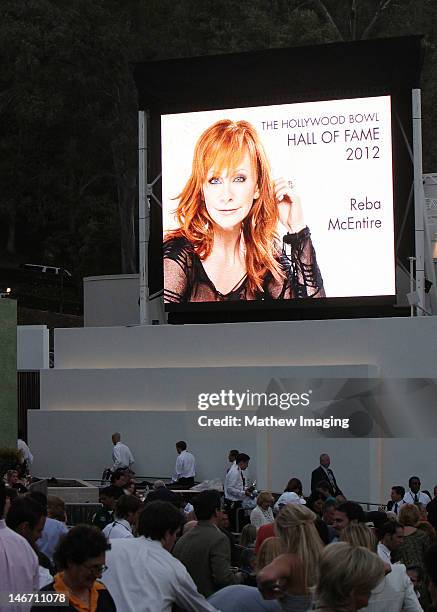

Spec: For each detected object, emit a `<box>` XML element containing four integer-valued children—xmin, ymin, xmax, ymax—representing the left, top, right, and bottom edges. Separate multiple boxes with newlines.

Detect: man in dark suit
<box><xmin>425</xmin><ymin>543</ymin><xmax>437</xmax><ymax>611</ymax></box>
<box><xmin>386</xmin><ymin>485</ymin><xmax>405</xmax><ymax>515</ymax></box>
<box><xmin>311</xmin><ymin>453</ymin><xmax>343</xmax><ymax>497</ymax></box>
<box><xmin>427</xmin><ymin>486</ymin><xmax>437</xmax><ymax>531</ymax></box>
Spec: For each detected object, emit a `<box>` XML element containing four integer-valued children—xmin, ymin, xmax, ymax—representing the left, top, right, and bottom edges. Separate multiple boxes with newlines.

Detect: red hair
<box><xmin>165</xmin><ymin>119</ymin><xmax>284</xmax><ymax>294</ymax></box>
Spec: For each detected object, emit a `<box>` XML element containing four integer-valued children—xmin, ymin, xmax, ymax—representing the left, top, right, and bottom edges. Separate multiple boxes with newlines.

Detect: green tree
<box><xmin>0</xmin><ymin>0</ymin><xmax>139</xmax><ymax>275</ymax></box>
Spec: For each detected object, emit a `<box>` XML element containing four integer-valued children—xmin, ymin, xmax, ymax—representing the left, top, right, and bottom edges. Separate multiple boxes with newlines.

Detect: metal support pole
<box><xmin>412</xmin><ymin>90</ymin><xmax>425</xmax><ymax>316</ymax></box>
<box><xmin>423</xmin><ymin>176</ymin><xmax>437</xmax><ymax>315</ymax></box>
<box><xmin>408</xmin><ymin>256</ymin><xmax>415</xmax><ymax>317</ymax></box>
<box><xmin>424</xmin><ymin>219</ymin><xmax>437</xmax><ymax>314</ymax></box>
<box><xmin>138</xmin><ymin>111</ymin><xmax>150</xmax><ymax>325</ymax></box>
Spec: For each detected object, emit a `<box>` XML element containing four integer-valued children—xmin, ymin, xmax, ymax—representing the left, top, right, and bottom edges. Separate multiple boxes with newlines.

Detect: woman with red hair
<box><xmin>164</xmin><ymin>119</ymin><xmax>324</xmax><ymax>303</ymax></box>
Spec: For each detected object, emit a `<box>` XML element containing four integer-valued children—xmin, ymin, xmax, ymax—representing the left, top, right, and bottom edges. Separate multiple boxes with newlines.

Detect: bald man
<box><xmin>311</xmin><ymin>453</ymin><xmax>343</xmax><ymax>497</ymax></box>
<box><xmin>111</xmin><ymin>433</ymin><xmax>135</xmax><ymax>472</ymax></box>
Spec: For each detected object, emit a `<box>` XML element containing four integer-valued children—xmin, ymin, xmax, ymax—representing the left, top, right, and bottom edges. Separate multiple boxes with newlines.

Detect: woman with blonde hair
<box><xmin>312</xmin><ymin>542</ymin><xmax>385</xmax><ymax>612</ymax></box>
<box><xmin>393</xmin><ymin>503</ymin><xmax>431</xmax><ymax>570</ymax></box>
<box><xmin>209</xmin><ymin>506</ymin><xmax>322</xmax><ymax>611</ymax></box>
<box><xmin>257</xmin><ymin>504</ymin><xmax>323</xmax><ymax>610</ymax></box>
<box><xmin>251</xmin><ymin>491</ymin><xmax>275</xmax><ymax>529</ymax></box>
<box><xmin>240</xmin><ymin>523</ymin><xmax>257</xmax><ymax>548</ymax></box>
<box><xmin>340</xmin><ymin>523</ymin><xmax>378</xmax><ymax>552</ymax></box>
<box><xmin>415</xmin><ymin>503</ymin><xmax>437</xmax><ymax>542</ymax></box>
<box><xmin>273</xmin><ymin>504</ymin><xmax>323</xmax><ymax>590</ymax></box>
<box><xmin>391</xmin><ymin>503</ymin><xmax>432</xmax><ymax>607</ymax></box>
<box><xmin>164</xmin><ymin>119</ymin><xmax>324</xmax><ymax>303</ymax></box>
<box><xmin>256</xmin><ymin>537</ymin><xmax>284</xmax><ymax>572</ymax></box>
<box><xmin>5</xmin><ymin>469</ymin><xmax>27</xmax><ymax>494</ymax></box>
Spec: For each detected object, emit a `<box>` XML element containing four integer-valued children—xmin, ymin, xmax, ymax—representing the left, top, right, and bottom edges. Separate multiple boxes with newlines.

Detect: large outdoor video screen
<box><xmin>162</xmin><ymin>96</ymin><xmax>395</xmax><ymax>308</ymax></box>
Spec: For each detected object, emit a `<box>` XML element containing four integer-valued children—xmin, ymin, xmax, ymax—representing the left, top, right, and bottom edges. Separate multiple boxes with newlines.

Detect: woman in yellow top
<box><xmin>32</xmin><ymin>525</ymin><xmax>115</xmax><ymax>612</ymax></box>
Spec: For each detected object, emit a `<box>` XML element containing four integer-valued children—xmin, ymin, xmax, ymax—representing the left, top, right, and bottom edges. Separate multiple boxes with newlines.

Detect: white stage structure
<box><xmin>28</xmin><ymin>316</ymin><xmax>437</xmax><ymax>505</ymax></box>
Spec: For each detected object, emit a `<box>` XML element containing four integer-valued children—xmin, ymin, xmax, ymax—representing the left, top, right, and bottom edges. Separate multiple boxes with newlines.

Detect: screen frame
<box><xmin>134</xmin><ymin>36</ymin><xmax>423</xmax><ymax>322</ymax></box>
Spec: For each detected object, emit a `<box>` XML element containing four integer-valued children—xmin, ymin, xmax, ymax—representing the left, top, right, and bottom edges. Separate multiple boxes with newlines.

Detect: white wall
<box><xmin>28</xmin><ymin>408</ymin><xmax>380</xmax><ymax>502</ymax></box>
<box><xmin>84</xmin><ymin>275</ymin><xmax>140</xmax><ymax>327</ymax></box>
<box><xmin>54</xmin><ymin>316</ymin><xmax>437</xmax><ymax>376</ymax></box>
<box><xmin>28</xmin><ymin>408</ymin><xmax>437</xmax><ymax>504</ymax></box>
<box><xmin>27</xmin><ymin>316</ymin><xmax>437</xmax><ymax>504</ymax></box>
<box><xmin>39</xmin><ymin>364</ymin><xmax>376</xmax><ymax>411</ymax></box>
<box><xmin>83</xmin><ymin>274</ymin><xmax>165</xmax><ymax>327</ymax></box>
<box><xmin>28</xmin><ymin>409</ymin><xmax>254</xmax><ymax>484</ymax></box>
<box><xmin>17</xmin><ymin>325</ymin><xmax>49</xmax><ymax>371</ymax></box>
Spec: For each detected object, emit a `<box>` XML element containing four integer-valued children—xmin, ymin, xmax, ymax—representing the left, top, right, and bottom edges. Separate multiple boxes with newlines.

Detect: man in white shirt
<box><xmin>377</xmin><ymin>521</ymin><xmax>404</xmax><ymax>565</ymax></box>
<box><xmin>111</xmin><ymin>432</ymin><xmax>135</xmax><ymax>471</ymax></box>
<box><xmin>226</xmin><ymin>449</ymin><xmax>239</xmax><ymax>473</ymax></box>
<box><xmin>5</xmin><ymin>495</ymin><xmax>49</xmax><ymax>594</ymax></box>
<box><xmin>403</xmin><ymin>476</ymin><xmax>431</xmax><ymax>506</ymax></box>
<box><xmin>365</xmin><ymin>562</ymin><xmax>422</xmax><ymax>612</ymax></box>
<box><xmin>37</xmin><ymin>515</ymin><xmax>68</xmax><ymax>563</ymax></box>
<box><xmin>0</xmin><ymin>483</ymin><xmax>39</xmax><ymax>612</ymax></box>
<box><xmin>102</xmin><ymin>500</ymin><xmax>218</xmax><ymax>612</ymax></box>
<box><xmin>172</xmin><ymin>440</ymin><xmax>196</xmax><ymax>487</ymax></box>
<box><xmin>102</xmin><ymin>494</ymin><xmax>141</xmax><ymax>540</ymax></box>
<box><xmin>17</xmin><ymin>436</ymin><xmax>33</xmax><ymax>467</ymax></box>
<box><xmin>29</xmin><ymin>491</ymin><xmax>68</xmax><ymax>564</ymax></box>
<box><xmin>224</xmin><ymin>452</ymin><xmax>253</xmax><ymax>531</ymax></box>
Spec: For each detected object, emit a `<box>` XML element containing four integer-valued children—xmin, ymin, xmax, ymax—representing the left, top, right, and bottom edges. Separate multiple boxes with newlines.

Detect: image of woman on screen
<box><xmin>163</xmin><ymin>119</ymin><xmax>325</xmax><ymax>303</ymax></box>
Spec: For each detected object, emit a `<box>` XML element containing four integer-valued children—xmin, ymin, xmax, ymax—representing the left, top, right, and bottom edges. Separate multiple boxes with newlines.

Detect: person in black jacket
<box><xmin>427</xmin><ymin>486</ymin><xmax>437</xmax><ymax>531</ymax></box>
<box><xmin>31</xmin><ymin>525</ymin><xmax>116</xmax><ymax>612</ymax></box>
<box><xmin>311</xmin><ymin>453</ymin><xmax>343</xmax><ymax>498</ymax></box>
<box><xmin>425</xmin><ymin>543</ymin><xmax>437</xmax><ymax>611</ymax></box>
<box><xmin>386</xmin><ymin>485</ymin><xmax>405</xmax><ymax>515</ymax></box>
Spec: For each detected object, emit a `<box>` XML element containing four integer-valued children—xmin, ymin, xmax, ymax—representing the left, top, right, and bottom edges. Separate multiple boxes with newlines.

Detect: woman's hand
<box><xmin>274</xmin><ymin>177</ymin><xmax>306</xmax><ymax>234</ymax></box>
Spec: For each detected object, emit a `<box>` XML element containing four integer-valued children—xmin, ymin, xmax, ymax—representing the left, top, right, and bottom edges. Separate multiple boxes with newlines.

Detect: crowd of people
<box><xmin>2</xmin><ymin>440</ymin><xmax>437</xmax><ymax>612</ymax></box>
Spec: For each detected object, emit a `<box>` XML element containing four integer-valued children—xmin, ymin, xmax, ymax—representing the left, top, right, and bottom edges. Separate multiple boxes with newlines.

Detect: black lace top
<box><xmin>163</xmin><ymin>227</ymin><xmax>325</xmax><ymax>303</ymax></box>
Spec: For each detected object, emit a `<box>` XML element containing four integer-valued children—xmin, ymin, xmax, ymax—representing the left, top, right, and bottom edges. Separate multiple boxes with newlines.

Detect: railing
<box><xmin>354</xmin><ymin>501</ymin><xmax>387</xmax><ymax>511</ymax></box>
<box><xmin>65</xmin><ymin>502</ymin><xmax>102</xmax><ymax>527</ymax></box>
<box><xmin>65</xmin><ymin>480</ymin><xmax>388</xmax><ymax>525</ymax></box>
<box><xmin>83</xmin><ymin>476</ymin><xmax>172</xmax><ymax>486</ymax></box>
<box><xmin>83</xmin><ymin>476</ymin><xmax>172</xmax><ymax>481</ymax></box>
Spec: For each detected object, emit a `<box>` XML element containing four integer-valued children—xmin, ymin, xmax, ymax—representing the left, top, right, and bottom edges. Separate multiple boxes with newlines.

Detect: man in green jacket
<box><xmin>173</xmin><ymin>490</ymin><xmax>243</xmax><ymax>597</ymax></box>
<box><xmin>92</xmin><ymin>486</ymin><xmax>120</xmax><ymax>530</ymax></box>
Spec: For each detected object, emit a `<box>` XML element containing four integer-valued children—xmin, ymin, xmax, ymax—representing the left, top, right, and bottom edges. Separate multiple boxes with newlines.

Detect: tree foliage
<box><xmin>0</xmin><ymin>0</ymin><xmax>436</xmax><ymax>288</ymax></box>
<box><xmin>0</xmin><ymin>0</ymin><xmax>135</xmax><ymax>276</ymax></box>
